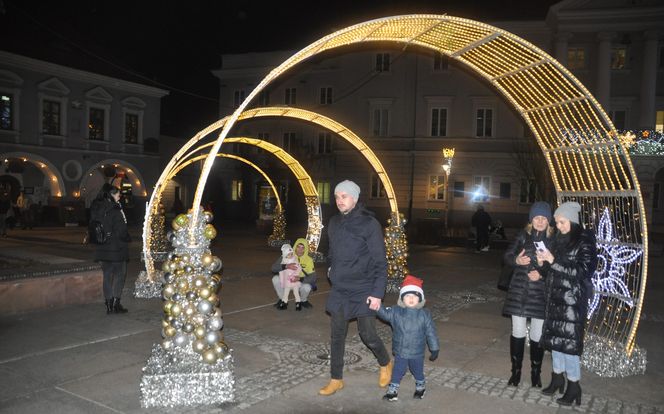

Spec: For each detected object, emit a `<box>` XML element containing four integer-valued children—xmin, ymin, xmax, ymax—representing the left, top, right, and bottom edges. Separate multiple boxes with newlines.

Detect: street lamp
<box><xmin>441</xmin><ymin>148</ymin><xmax>455</xmax><ymax>231</ymax></box>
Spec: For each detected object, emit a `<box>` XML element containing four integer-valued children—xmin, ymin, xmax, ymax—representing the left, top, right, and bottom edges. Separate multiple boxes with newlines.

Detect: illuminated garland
<box><xmin>619</xmin><ymin>130</ymin><xmax>664</xmax><ymax>156</ymax></box>
<box><xmin>149</xmin><ymin>203</ymin><xmax>170</xmax><ymax>255</ymax></box>
<box><xmin>385</xmin><ymin>212</ymin><xmax>409</xmax><ymax>292</ymax></box>
<box><xmin>588</xmin><ymin>208</ymin><xmax>642</xmax><ymax>318</ymax></box>
<box><xmin>267</xmin><ymin>208</ymin><xmax>287</xmax><ymax>247</ymax></box>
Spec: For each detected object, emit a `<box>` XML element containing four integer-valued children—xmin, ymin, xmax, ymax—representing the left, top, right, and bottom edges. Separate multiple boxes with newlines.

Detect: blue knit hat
<box><xmin>529</xmin><ymin>201</ymin><xmax>552</xmax><ymax>223</ymax></box>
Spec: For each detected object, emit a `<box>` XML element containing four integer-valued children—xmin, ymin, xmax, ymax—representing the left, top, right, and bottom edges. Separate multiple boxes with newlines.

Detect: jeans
<box><xmin>391</xmin><ymin>355</ymin><xmax>425</xmax><ymax>385</ymax></box>
<box><xmin>511</xmin><ymin>316</ymin><xmax>544</xmax><ymax>342</ymax></box>
<box><xmin>552</xmin><ymin>350</ymin><xmax>581</xmax><ymax>381</ymax></box>
<box><xmin>330</xmin><ymin>312</ymin><xmax>390</xmax><ymax>379</ymax></box>
<box><xmin>101</xmin><ymin>261</ymin><xmax>127</xmax><ymax>299</ymax></box>
<box><xmin>272</xmin><ymin>275</ymin><xmax>311</xmax><ymax>302</ymax></box>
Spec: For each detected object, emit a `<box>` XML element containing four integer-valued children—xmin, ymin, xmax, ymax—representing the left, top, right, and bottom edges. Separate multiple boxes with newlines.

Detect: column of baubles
<box><xmin>160</xmin><ymin>212</ymin><xmax>228</xmax><ymax>364</ymax></box>
<box><xmin>385</xmin><ymin>212</ymin><xmax>409</xmax><ymax>282</ymax></box>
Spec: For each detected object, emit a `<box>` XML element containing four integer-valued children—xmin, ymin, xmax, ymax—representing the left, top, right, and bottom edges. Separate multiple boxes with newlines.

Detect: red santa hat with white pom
<box><xmin>399</xmin><ymin>274</ymin><xmax>424</xmax><ymax>302</ymax></box>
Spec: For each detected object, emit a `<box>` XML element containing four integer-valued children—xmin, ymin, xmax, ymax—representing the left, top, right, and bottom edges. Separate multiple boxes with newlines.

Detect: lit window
<box><xmin>428</xmin><ymin>175</ymin><xmax>447</xmax><ymax>201</ymax></box>
<box><xmin>320</xmin><ymin>87</ymin><xmax>332</xmax><ymax>105</ymax></box>
<box><xmin>88</xmin><ymin>107</ymin><xmax>105</xmax><ymax>140</ymax></box>
<box><xmin>520</xmin><ymin>178</ymin><xmax>538</xmax><ymax>204</ymax></box>
<box><xmin>317</xmin><ymin>132</ymin><xmax>332</xmax><ymax>154</ymax></box>
<box><xmin>372</xmin><ymin>108</ymin><xmax>389</xmax><ymax>136</ymax></box>
<box><xmin>285</xmin><ymin>88</ymin><xmax>297</xmax><ymax>105</ymax></box>
<box><xmin>472</xmin><ymin>176</ymin><xmax>491</xmax><ymax>203</ymax></box>
<box><xmin>611</xmin><ymin>47</ymin><xmax>627</xmax><ymax>70</ymax></box>
<box><xmin>371</xmin><ymin>174</ymin><xmax>386</xmax><ymax>199</ymax></box>
<box><xmin>124</xmin><ymin>113</ymin><xmax>139</xmax><ymax>143</ymax></box>
<box><xmin>42</xmin><ymin>99</ymin><xmax>61</xmax><ymax>135</ymax></box>
<box><xmin>431</xmin><ymin>107</ymin><xmax>447</xmax><ymax>137</ymax></box>
<box><xmin>231</xmin><ymin>179</ymin><xmax>243</xmax><ymax>201</ymax></box>
<box><xmin>476</xmin><ymin>108</ymin><xmax>493</xmax><ymax>137</ymax></box>
<box><xmin>1</xmin><ymin>93</ymin><xmax>13</xmax><ymax>130</ymax></box>
<box><xmin>655</xmin><ymin>110</ymin><xmax>664</xmax><ymax>133</ymax></box>
<box><xmin>375</xmin><ymin>53</ymin><xmax>390</xmax><ymax>72</ymax></box>
<box><xmin>317</xmin><ymin>181</ymin><xmax>330</xmax><ymax>204</ymax></box>
<box><xmin>567</xmin><ymin>47</ymin><xmax>585</xmax><ymax>70</ymax></box>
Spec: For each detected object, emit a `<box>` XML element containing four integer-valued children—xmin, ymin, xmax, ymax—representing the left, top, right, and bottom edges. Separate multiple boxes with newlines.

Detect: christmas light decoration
<box><xmin>588</xmin><ymin>207</ymin><xmax>642</xmax><ymax>318</ymax></box>
<box><xmin>384</xmin><ymin>212</ymin><xmax>409</xmax><ymax>292</ymax></box>
<box><xmin>619</xmin><ymin>130</ymin><xmax>664</xmax><ymax>156</ymax></box>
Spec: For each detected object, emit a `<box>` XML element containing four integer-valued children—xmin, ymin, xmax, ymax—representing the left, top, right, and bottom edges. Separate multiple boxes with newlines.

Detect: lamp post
<box><xmin>441</xmin><ymin>148</ymin><xmax>455</xmax><ymax>231</ymax></box>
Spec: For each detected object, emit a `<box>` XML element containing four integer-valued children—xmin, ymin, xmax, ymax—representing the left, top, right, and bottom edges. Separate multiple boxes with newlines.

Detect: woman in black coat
<box><xmin>502</xmin><ymin>201</ymin><xmax>554</xmax><ymax>388</ymax></box>
<box><xmin>536</xmin><ymin>201</ymin><xmax>597</xmax><ymax>406</ymax></box>
<box><xmin>90</xmin><ymin>183</ymin><xmax>131</xmax><ymax>314</ymax></box>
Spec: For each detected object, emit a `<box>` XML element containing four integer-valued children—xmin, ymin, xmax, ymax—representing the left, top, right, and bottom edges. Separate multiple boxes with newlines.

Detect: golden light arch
<box><xmin>1</xmin><ymin>152</ymin><xmax>64</xmax><ymax>197</ymax></box>
<box><xmin>188</xmin><ymin>15</ymin><xmax>647</xmax><ymax>363</ymax></box>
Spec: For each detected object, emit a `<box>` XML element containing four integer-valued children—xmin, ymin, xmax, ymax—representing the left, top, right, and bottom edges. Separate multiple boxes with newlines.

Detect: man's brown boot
<box><xmin>379</xmin><ymin>360</ymin><xmax>393</xmax><ymax>388</ymax></box>
<box><xmin>319</xmin><ymin>379</ymin><xmax>344</xmax><ymax>396</ymax></box>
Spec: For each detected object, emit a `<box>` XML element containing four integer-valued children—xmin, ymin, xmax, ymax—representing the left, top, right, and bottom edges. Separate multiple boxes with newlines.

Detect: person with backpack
<box><xmin>90</xmin><ymin>183</ymin><xmax>131</xmax><ymax>314</ymax></box>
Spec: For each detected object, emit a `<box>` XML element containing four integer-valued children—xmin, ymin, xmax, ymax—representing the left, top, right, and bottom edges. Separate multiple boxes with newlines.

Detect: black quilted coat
<box><xmin>90</xmin><ymin>198</ymin><xmax>130</xmax><ymax>263</ymax></box>
<box><xmin>502</xmin><ymin>228</ymin><xmax>553</xmax><ymax>319</ymax></box>
<box><xmin>326</xmin><ymin>203</ymin><xmax>387</xmax><ymax>319</ymax></box>
<box><xmin>541</xmin><ymin>228</ymin><xmax>597</xmax><ymax>356</ymax></box>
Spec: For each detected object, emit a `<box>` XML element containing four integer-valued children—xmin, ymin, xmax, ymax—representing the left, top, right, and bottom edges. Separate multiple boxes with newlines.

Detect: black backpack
<box><xmin>88</xmin><ymin>212</ymin><xmax>110</xmax><ymax>245</ymax></box>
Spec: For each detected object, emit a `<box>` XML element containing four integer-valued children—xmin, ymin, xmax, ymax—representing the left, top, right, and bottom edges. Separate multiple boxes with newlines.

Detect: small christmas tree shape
<box><xmin>384</xmin><ymin>212</ymin><xmax>409</xmax><ymax>293</ymax></box>
<box><xmin>268</xmin><ymin>207</ymin><xmax>288</xmax><ymax>247</ymax></box>
<box><xmin>149</xmin><ymin>203</ymin><xmax>170</xmax><ymax>256</ymax></box>
<box><xmin>140</xmin><ymin>209</ymin><xmax>235</xmax><ymax>407</ymax></box>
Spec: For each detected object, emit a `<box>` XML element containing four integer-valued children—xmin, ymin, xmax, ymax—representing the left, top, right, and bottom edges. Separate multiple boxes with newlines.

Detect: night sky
<box><xmin>2</xmin><ymin>0</ymin><xmax>559</xmax><ymax>137</ymax></box>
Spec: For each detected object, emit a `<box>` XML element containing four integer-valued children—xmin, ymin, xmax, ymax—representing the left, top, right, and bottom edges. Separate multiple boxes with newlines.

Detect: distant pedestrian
<box><xmin>0</xmin><ymin>192</ymin><xmax>10</xmax><ymax>237</ymax></box>
<box><xmin>319</xmin><ymin>180</ymin><xmax>393</xmax><ymax>396</ymax></box>
<box><xmin>377</xmin><ymin>275</ymin><xmax>439</xmax><ymax>401</ymax></box>
<box><xmin>17</xmin><ymin>190</ymin><xmax>33</xmax><ymax>229</ymax></box>
<box><xmin>537</xmin><ymin>202</ymin><xmax>597</xmax><ymax>406</ymax></box>
<box><xmin>91</xmin><ymin>183</ymin><xmax>131</xmax><ymax>315</ymax></box>
<box><xmin>471</xmin><ymin>205</ymin><xmax>492</xmax><ymax>252</ymax></box>
<box><xmin>502</xmin><ymin>201</ymin><xmax>554</xmax><ymax>388</ymax></box>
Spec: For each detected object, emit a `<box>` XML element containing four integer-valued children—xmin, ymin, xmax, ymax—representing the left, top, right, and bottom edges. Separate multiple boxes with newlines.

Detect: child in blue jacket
<box><xmin>376</xmin><ymin>275</ymin><xmax>440</xmax><ymax>401</ymax></box>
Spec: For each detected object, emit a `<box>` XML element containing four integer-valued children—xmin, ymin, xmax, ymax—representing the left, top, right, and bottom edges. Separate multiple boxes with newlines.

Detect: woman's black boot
<box><xmin>556</xmin><ymin>380</ymin><xmax>581</xmax><ymax>406</ymax></box>
<box><xmin>508</xmin><ymin>336</ymin><xmax>525</xmax><ymax>386</ymax></box>
<box><xmin>529</xmin><ymin>340</ymin><xmax>544</xmax><ymax>387</ymax></box>
<box><xmin>541</xmin><ymin>372</ymin><xmax>565</xmax><ymax>395</ymax></box>
<box><xmin>112</xmin><ymin>297</ymin><xmax>128</xmax><ymax>314</ymax></box>
<box><xmin>105</xmin><ymin>299</ymin><xmax>113</xmax><ymax>314</ymax></box>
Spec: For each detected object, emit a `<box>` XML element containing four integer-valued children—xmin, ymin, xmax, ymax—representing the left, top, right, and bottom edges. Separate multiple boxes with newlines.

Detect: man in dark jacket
<box><xmin>471</xmin><ymin>205</ymin><xmax>492</xmax><ymax>252</ymax></box>
<box><xmin>319</xmin><ymin>180</ymin><xmax>392</xmax><ymax>396</ymax></box>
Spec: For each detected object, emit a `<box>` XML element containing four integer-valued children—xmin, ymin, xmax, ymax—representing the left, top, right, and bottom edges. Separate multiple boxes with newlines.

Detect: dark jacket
<box><xmin>326</xmin><ymin>203</ymin><xmax>387</xmax><ymax>319</ymax></box>
<box><xmin>502</xmin><ymin>228</ymin><xmax>553</xmax><ymax>319</ymax></box>
<box><xmin>377</xmin><ymin>302</ymin><xmax>439</xmax><ymax>359</ymax></box>
<box><xmin>541</xmin><ymin>229</ymin><xmax>597</xmax><ymax>356</ymax></box>
<box><xmin>471</xmin><ymin>209</ymin><xmax>492</xmax><ymax>232</ymax></box>
<box><xmin>91</xmin><ymin>198</ymin><xmax>130</xmax><ymax>262</ymax></box>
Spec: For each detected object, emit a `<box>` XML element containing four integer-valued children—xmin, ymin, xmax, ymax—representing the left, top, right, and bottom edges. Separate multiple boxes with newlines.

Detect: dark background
<box><xmin>1</xmin><ymin>0</ymin><xmax>559</xmax><ymax>137</ymax></box>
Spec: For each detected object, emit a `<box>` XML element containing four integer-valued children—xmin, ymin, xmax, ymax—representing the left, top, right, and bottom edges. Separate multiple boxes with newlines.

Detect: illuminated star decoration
<box><xmin>588</xmin><ymin>208</ymin><xmax>642</xmax><ymax>318</ymax></box>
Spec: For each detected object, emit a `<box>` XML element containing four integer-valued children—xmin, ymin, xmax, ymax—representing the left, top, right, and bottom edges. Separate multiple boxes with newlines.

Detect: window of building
<box><xmin>472</xmin><ymin>176</ymin><xmax>491</xmax><ymax>203</ymax></box>
<box><xmin>375</xmin><ymin>53</ymin><xmax>390</xmax><ymax>72</ymax></box>
<box><xmin>233</xmin><ymin>90</ymin><xmax>245</xmax><ymax>109</ymax></box>
<box><xmin>317</xmin><ymin>132</ymin><xmax>332</xmax><ymax>154</ymax></box>
<box><xmin>610</xmin><ymin>109</ymin><xmax>627</xmax><ymax>130</ymax></box>
<box><xmin>427</xmin><ymin>175</ymin><xmax>447</xmax><ymax>201</ymax></box>
<box><xmin>258</xmin><ymin>90</ymin><xmax>270</xmax><ymax>106</ymax></box>
<box><xmin>433</xmin><ymin>52</ymin><xmax>449</xmax><ymax>71</ymax></box>
<box><xmin>285</xmin><ymin>88</ymin><xmax>297</xmax><ymax>105</ymax></box>
<box><xmin>372</xmin><ymin>108</ymin><xmax>389</xmax><ymax>136</ymax></box>
<box><xmin>88</xmin><ymin>107</ymin><xmax>106</xmax><ymax>140</ymax></box>
<box><xmin>430</xmin><ymin>107</ymin><xmax>447</xmax><ymax>137</ymax></box>
<box><xmin>655</xmin><ymin>110</ymin><xmax>664</xmax><ymax>133</ymax></box>
<box><xmin>230</xmin><ymin>142</ymin><xmax>240</xmax><ymax>154</ymax></box>
<box><xmin>317</xmin><ymin>181</ymin><xmax>330</xmax><ymax>204</ymax></box>
<box><xmin>320</xmin><ymin>87</ymin><xmax>332</xmax><ymax>105</ymax></box>
<box><xmin>124</xmin><ymin>113</ymin><xmax>139</xmax><ymax>144</ymax></box>
<box><xmin>1</xmin><ymin>93</ymin><xmax>13</xmax><ymax>130</ymax></box>
<box><xmin>611</xmin><ymin>46</ymin><xmax>627</xmax><ymax>70</ymax></box>
<box><xmin>231</xmin><ymin>179</ymin><xmax>243</xmax><ymax>201</ymax></box>
<box><xmin>371</xmin><ymin>174</ymin><xmax>386</xmax><ymax>198</ymax></box>
<box><xmin>475</xmin><ymin>108</ymin><xmax>493</xmax><ymax>137</ymax></box>
<box><xmin>499</xmin><ymin>182</ymin><xmax>511</xmax><ymax>199</ymax></box>
<box><xmin>520</xmin><ymin>178</ymin><xmax>537</xmax><ymax>204</ymax></box>
<box><xmin>283</xmin><ymin>132</ymin><xmax>295</xmax><ymax>152</ymax></box>
<box><xmin>453</xmin><ymin>181</ymin><xmax>465</xmax><ymax>198</ymax></box>
<box><xmin>42</xmin><ymin>99</ymin><xmax>61</xmax><ymax>135</ymax></box>
<box><xmin>257</xmin><ymin>132</ymin><xmax>270</xmax><ymax>141</ymax></box>
<box><xmin>567</xmin><ymin>47</ymin><xmax>585</xmax><ymax>70</ymax></box>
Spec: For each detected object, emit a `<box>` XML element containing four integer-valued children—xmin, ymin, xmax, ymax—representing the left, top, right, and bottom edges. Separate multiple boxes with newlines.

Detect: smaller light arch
<box><xmin>0</xmin><ymin>152</ymin><xmax>65</xmax><ymax>197</ymax></box>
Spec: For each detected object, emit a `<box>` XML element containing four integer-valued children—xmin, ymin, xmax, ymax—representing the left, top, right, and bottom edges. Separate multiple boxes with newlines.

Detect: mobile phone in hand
<box><xmin>534</xmin><ymin>241</ymin><xmax>546</xmax><ymax>252</ymax></box>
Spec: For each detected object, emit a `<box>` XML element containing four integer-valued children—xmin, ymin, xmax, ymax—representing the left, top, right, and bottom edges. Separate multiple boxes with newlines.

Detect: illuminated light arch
<box><xmin>141</xmin><ymin>137</ymin><xmax>322</xmax><ymax>280</ymax></box>
<box><xmin>80</xmin><ymin>159</ymin><xmax>148</xmax><ymax>202</ymax></box>
<box><xmin>189</xmin><ymin>15</ymin><xmax>646</xmax><ymax>360</ymax></box>
<box><xmin>1</xmin><ymin>152</ymin><xmax>65</xmax><ymax>197</ymax></box>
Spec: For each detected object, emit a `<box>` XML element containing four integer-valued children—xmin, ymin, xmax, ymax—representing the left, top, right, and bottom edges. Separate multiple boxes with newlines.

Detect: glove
<box><xmin>429</xmin><ymin>350</ymin><xmax>439</xmax><ymax>361</ymax></box>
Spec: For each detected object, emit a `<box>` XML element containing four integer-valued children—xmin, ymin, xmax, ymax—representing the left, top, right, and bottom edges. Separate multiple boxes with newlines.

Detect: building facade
<box><xmin>0</xmin><ymin>51</ymin><xmax>168</xmax><ymax>225</ymax></box>
<box><xmin>211</xmin><ymin>0</ymin><xmax>664</xmax><ymax>236</ymax></box>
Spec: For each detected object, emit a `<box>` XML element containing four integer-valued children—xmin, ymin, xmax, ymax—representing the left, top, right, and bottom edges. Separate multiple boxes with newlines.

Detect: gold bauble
<box><xmin>192</xmin><ymin>339</ymin><xmax>207</xmax><ymax>354</ymax></box>
<box><xmin>163</xmin><ymin>301</ymin><xmax>174</xmax><ymax>314</ymax></box>
<box><xmin>162</xmin><ymin>339</ymin><xmax>173</xmax><ymax>350</ymax></box>
<box><xmin>214</xmin><ymin>341</ymin><xmax>229</xmax><ymax>356</ymax></box>
<box><xmin>162</xmin><ymin>261</ymin><xmax>171</xmax><ymax>272</ymax></box>
<box><xmin>210</xmin><ymin>274</ymin><xmax>222</xmax><ymax>284</ymax></box>
<box><xmin>174</xmin><ymin>213</ymin><xmax>189</xmax><ymax>227</ymax></box>
<box><xmin>184</xmin><ymin>304</ymin><xmax>195</xmax><ymax>316</ymax></box>
<box><xmin>203</xmin><ymin>224</ymin><xmax>217</xmax><ymax>240</ymax></box>
<box><xmin>194</xmin><ymin>326</ymin><xmax>206</xmax><ymax>339</ymax></box>
<box><xmin>201</xmin><ymin>253</ymin><xmax>214</xmax><ymax>266</ymax></box>
<box><xmin>163</xmin><ymin>325</ymin><xmax>176</xmax><ymax>337</ymax></box>
<box><xmin>163</xmin><ymin>284</ymin><xmax>175</xmax><ymax>298</ymax></box>
<box><xmin>161</xmin><ymin>319</ymin><xmax>170</xmax><ymax>328</ymax></box>
<box><xmin>176</xmin><ymin>279</ymin><xmax>189</xmax><ymax>293</ymax></box>
<box><xmin>193</xmin><ymin>275</ymin><xmax>207</xmax><ymax>288</ymax></box>
<box><xmin>199</xmin><ymin>287</ymin><xmax>211</xmax><ymax>299</ymax></box>
<box><xmin>202</xmin><ymin>349</ymin><xmax>218</xmax><ymax>364</ymax></box>
<box><xmin>208</xmin><ymin>294</ymin><xmax>218</xmax><ymax>305</ymax></box>
<box><xmin>171</xmin><ymin>303</ymin><xmax>182</xmax><ymax>316</ymax></box>
<box><xmin>171</xmin><ymin>219</ymin><xmax>181</xmax><ymax>231</ymax></box>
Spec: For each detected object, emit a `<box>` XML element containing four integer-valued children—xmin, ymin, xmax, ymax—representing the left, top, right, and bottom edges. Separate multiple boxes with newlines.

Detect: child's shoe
<box><xmin>295</xmin><ymin>302</ymin><xmax>302</xmax><ymax>311</ymax></box>
<box><xmin>382</xmin><ymin>391</ymin><xmax>398</xmax><ymax>401</ymax></box>
<box><xmin>277</xmin><ymin>301</ymin><xmax>288</xmax><ymax>310</ymax></box>
<box><xmin>413</xmin><ymin>388</ymin><xmax>426</xmax><ymax>399</ymax></box>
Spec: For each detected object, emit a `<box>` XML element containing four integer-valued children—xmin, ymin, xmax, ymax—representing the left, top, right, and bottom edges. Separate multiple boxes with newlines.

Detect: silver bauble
<box><xmin>197</xmin><ymin>300</ymin><xmax>213</xmax><ymax>314</ymax></box>
<box><xmin>174</xmin><ymin>333</ymin><xmax>188</xmax><ymax>347</ymax></box>
<box><xmin>205</xmin><ymin>330</ymin><xmax>221</xmax><ymax>345</ymax></box>
<box><xmin>208</xmin><ymin>316</ymin><xmax>223</xmax><ymax>331</ymax></box>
